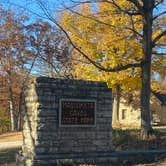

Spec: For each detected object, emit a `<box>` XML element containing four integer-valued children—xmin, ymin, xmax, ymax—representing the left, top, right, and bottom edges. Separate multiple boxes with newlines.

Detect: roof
<box><xmin>153</xmin><ymin>92</ymin><xmax>166</xmax><ymax>105</ymax></box>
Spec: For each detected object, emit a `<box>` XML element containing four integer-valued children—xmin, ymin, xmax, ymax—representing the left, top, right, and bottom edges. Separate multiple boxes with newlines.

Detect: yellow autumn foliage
<box><xmin>60</xmin><ymin>1</ymin><xmax>165</xmax><ymax>92</ymax></box>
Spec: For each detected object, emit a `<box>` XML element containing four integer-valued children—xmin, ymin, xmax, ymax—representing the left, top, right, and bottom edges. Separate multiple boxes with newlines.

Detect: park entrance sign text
<box><xmin>60</xmin><ymin>99</ymin><xmax>96</xmax><ymax>126</ymax></box>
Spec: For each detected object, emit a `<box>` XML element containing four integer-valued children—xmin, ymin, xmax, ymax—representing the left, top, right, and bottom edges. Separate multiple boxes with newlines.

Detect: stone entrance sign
<box><xmin>17</xmin><ymin>77</ymin><xmax>113</xmax><ymax>165</ymax></box>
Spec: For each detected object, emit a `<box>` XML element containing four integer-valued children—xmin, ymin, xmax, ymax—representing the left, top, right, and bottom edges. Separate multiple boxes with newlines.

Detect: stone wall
<box><xmin>17</xmin><ymin>77</ymin><xmax>113</xmax><ymax>165</ymax></box>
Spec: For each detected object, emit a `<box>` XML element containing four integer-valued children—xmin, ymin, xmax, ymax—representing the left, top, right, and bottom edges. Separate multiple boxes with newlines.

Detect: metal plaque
<box><xmin>59</xmin><ymin>99</ymin><xmax>96</xmax><ymax>127</ymax></box>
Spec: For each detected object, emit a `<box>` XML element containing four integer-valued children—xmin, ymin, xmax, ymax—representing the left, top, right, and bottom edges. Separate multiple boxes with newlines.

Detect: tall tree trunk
<box><xmin>112</xmin><ymin>84</ymin><xmax>121</xmax><ymax>127</ymax></box>
<box><xmin>17</xmin><ymin>90</ymin><xmax>24</xmax><ymax>131</ymax></box>
<box><xmin>7</xmin><ymin>71</ymin><xmax>16</xmax><ymax>131</ymax></box>
<box><xmin>141</xmin><ymin>0</ymin><xmax>154</xmax><ymax>139</ymax></box>
<box><xmin>9</xmin><ymin>100</ymin><xmax>15</xmax><ymax>131</ymax></box>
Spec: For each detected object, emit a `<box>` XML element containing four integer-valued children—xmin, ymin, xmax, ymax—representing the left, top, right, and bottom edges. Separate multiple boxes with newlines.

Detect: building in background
<box><xmin>116</xmin><ymin>92</ymin><xmax>166</xmax><ymax>128</ymax></box>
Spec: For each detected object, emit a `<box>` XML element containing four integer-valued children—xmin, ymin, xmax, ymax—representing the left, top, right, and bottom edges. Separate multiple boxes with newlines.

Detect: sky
<box><xmin>0</xmin><ymin>0</ymin><xmax>67</xmax><ymax>23</ymax></box>
<box><xmin>0</xmin><ymin>0</ymin><xmax>165</xmax><ymax>79</ymax></box>
<box><xmin>1</xmin><ymin>0</ymin><xmax>166</xmax><ymax>23</ymax></box>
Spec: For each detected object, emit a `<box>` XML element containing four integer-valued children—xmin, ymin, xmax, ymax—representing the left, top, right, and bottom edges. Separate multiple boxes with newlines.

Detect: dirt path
<box><xmin>0</xmin><ymin>132</ymin><xmax>22</xmax><ymax>143</ymax></box>
<box><xmin>0</xmin><ymin>132</ymin><xmax>23</xmax><ymax>150</ymax></box>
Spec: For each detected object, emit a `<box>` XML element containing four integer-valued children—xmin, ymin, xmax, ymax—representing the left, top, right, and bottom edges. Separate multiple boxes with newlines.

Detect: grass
<box><xmin>112</xmin><ymin>128</ymin><xmax>166</xmax><ymax>150</ymax></box>
<box><xmin>0</xmin><ymin>149</ymin><xmax>19</xmax><ymax>166</ymax></box>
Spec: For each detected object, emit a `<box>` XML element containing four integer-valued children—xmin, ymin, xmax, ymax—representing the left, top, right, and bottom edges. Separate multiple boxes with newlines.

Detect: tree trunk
<box><xmin>140</xmin><ymin>0</ymin><xmax>154</xmax><ymax>139</ymax></box>
<box><xmin>112</xmin><ymin>84</ymin><xmax>121</xmax><ymax>127</ymax></box>
<box><xmin>48</xmin><ymin>54</ymin><xmax>54</xmax><ymax>77</ymax></box>
<box><xmin>7</xmin><ymin>71</ymin><xmax>16</xmax><ymax>131</ymax></box>
<box><xmin>17</xmin><ymin>90</ymin><xmax>24</xmax><ymax>131</ymax></box>
<box><xmin>9</xmin><ymin>100</ymin><xmax>15</xmax><ymax>131</ymax></box>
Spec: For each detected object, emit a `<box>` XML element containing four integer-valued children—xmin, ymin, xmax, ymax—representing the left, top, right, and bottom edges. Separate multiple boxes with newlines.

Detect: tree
<box><xmin>56</xmin><ymin>0</ymin><xmax>166</xmax><ymax>138</ymax></box>
<box><xmin>0</xmin><ymin>6</ymin><xmax>34</xmax><ymax>131</ymax></box>
<box><xmin>4</xmin><ymin>0</ymin><xmax>166</xmax><ymax>138</ymax></box>
<box><xmin>0</xmin><ymin>76</ymin><xmax>10</xmax><ymax>132</ymax></box>
<box><xmin>0</xmin><ymin>4</ymin><xmax>73</xmax><ymax>131</ymax></box>
<box><xmin>27</xmin><ymin>20</ymin><xmax>73</xmax><ymax>78</ymax></box>
<box><xmin>61</xmin><ymin>2</ymin><xmax>142</xmax><ymax>127</ymax></box>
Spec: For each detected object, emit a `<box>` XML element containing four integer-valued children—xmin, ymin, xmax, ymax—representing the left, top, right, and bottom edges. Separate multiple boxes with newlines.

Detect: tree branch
<box><xmin>102</xmin><ymin>0</ymin><xmax>142</xmax><ymax>15</ymax></box>
<box><xmin>127</xmin><ymin>0</ymin><xmax>143</xmax><ymax>12</ymax></box>
<box><xmin>129</xmin><ymin>15</ymin><xmax>143</xmax><ymax>37</ymax></box>
<box><xmin>70</xmin><ymin>0</ymin><xmax>142</xmax><ymax>15</ymax></box>
<box><xmin>153</xmin><ymin>11</ymin><xmax>166</xmax><ymax>20</ymax></box>
<box><xmin>37</xmin><ymin>0</ymin><xmax>142</xmax><ymax>72</ymax></box>
<box><xmin>154</xmin><ymin>0</ymin><xmax>164</xmax><ymax>8</ymax></box>
<box><xmin>63</xmin><ymin>5</ymin><xmax>116</xmax><ymax>28</ymax></box>
<box><xmin>152</xmin><ymin>51</ymin><xmax>166</xmax><ymax>55</ymax></box>
<box><xmin>152</xmin><ymin>30</ymin><xmax>166</xmax><ymax>47</ymax></box>
<box><xmin>63</xmin><ymin>4</ymin><xmax>143</xmax><ymax>38</ymax></box>
<box><xmin>36</xmin><ymin>47</ymin><xmax>71</xmax><ymax>78</ymax></box>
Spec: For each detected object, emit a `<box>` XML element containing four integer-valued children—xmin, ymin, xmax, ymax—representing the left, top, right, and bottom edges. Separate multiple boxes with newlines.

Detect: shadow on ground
<box><xmin>0</xmin><ymin>149</ymin><xmax>19</xmax><ymax>166</ymax></box>
<box><xmin>0</xmin><ymin>148</ymin><xmax>166</xmax><ymax>166</ymax></box>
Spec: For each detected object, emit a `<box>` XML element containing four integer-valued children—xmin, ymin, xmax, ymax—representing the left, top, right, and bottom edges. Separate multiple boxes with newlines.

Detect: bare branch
<box><xmin>70</xmin><ymin>0</ymin><xmax>102</xmax><ymax>4</ymax></box>
<box><xmin>152</xmin><ymin>51</ymin><xmax>166</xmax><ymax>55</ymax></box>
<box><xmin>153</xmin><ymin>10</ymin><xmax>166</xmax><ymax>20</ymax></box>
<box><xmin>154</xmin><ymin>0</ymin><xmax>164</xmax><ymax>8</ymax></box>
<box><xmin>6</xmin><ymin>1</ymin><xmax>51</xmax><ymax>20</ymax></box>
<box><xmin>152</xmin><ymin>30</ymin><xmax>166</xmax><ymax>47</ymax></box>
<box><xmin>36</xmin><ymin>47</ymin><xmax>71</xmax><ymax>79</ymax></box>
<box><xmin>155</xmin><ymin>43</ymin><xmax>166</xmax><ymax>47</ymax></box>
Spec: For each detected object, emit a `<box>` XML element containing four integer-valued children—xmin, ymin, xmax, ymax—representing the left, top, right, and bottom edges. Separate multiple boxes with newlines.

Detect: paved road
<box><xmin>0</xmin><ymin>141</ymin><xmax>22</xmax><ymax>150</ymax></box>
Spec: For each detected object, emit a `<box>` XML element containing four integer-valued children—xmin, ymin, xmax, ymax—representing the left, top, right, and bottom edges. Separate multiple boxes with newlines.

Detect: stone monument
<box><xmin>17</xmin><ymin>77</ymin><xmax>113</xmax><ymax>165</ymax></box>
